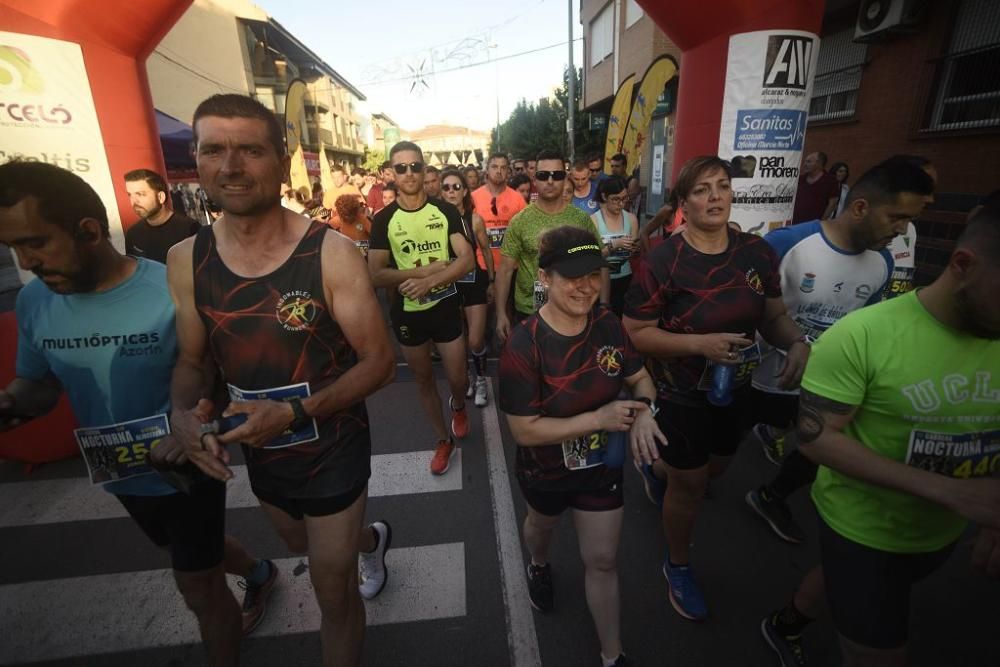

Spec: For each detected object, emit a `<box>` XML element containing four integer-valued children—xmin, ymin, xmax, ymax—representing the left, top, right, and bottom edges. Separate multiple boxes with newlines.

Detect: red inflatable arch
<box><xmin>637</xmin><ymin>0</ymin><xmax>825</xmax><ymax>181</ymax></box>
<box><xmin>0</xmin><ymin>0</ymin><xmax>192</xmax><ymax>464</ymax></box>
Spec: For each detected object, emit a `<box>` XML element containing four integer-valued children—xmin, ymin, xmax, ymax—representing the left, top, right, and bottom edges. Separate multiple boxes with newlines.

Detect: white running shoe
<box><xmin>359</xmin><ymin>520</ymin><xmax>392</xmax><ymax>600</ymax></box>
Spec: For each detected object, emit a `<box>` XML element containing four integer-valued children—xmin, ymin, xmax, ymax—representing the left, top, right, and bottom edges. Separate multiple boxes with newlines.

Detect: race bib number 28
<box><xmin>905</xmin><ymin>429</ymin><xmax>1000</xmax><ymax>479</ymax></box>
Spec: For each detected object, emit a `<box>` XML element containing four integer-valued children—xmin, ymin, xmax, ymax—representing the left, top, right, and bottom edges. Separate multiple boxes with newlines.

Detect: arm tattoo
<box><xmin>796</xmin><ymin>389</ymin><xmax>853</xmax><ymax>444</ymax></box>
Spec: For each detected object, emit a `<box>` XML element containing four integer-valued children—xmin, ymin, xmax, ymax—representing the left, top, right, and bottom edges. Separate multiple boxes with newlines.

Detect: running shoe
<box><xmin>526</xmin><ymin>562</ymin><xmax>554</xmax><ymax>611</ymax></box>
<box><xmin>662</xmin><ymin>556</ymin><xmax>707</xmax><ymax>621</ymax></box>
<box><xmin>761</xmin><ymin>613</ymin><xmax>808</xmax><ymax>666</ymax></box>
<box><xmin>450</xmin><ymin>396</ymin><xmax>469</xmax><ymax>439</ymax></box>
<box><xmin>465</xmin><ymin>374</ymin><xmax>475</xmax><ymax>399</ymax></box>
<box><xmin>239</xmin><ymin>559</ymin><xmax>279</xmax><ymax>635</ymax></box>
<box><xmin>745</xmin><ymin>487</ymin><xmax>805</xmax><ymax>544</ymax></box>
<box><xmin>633</xmin><ymin>458</ymin><xmax>666</xmax><ymax>507</ymax></box>
<box><xmin>754</xmin><ymin>423</ymin><xmax>786</xmax><ymax>466</ymax></box>
<box><xmin>607</xmin><ymin>654</ymin><xmax>634</xmax><ymax>667</ymax></box>
<box><xmin>474</xmin><ymin>376</ymin><xmax>489</xmax><ymax>408</ymax></box>
<box><xmin>430</xmin><ymin>438</ymin><xmax>456</xmax><ymax>475</ymax></box>
<box><xmin>359</xmin><ymin>520</ymin><xmax>392</xmax><ymax>600</ymax></box>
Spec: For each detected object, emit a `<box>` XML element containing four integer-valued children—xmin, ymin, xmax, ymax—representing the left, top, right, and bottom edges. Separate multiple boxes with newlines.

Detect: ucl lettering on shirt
<box><xmin>902</xmin><ymin>371</ymin><xmax>1000</xmax><ymax>413</ymax></box>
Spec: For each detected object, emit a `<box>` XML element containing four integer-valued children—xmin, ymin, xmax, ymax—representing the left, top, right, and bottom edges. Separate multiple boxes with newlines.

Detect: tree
<box><xmin>489</xmin><ymin>66</ymin><xmax>605</xmax><ymax>161</ymax></box>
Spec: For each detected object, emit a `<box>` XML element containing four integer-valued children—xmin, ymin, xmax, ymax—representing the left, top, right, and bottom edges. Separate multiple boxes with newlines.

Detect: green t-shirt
<box><xmin>804</xmin><ymin>290</ymin><xmax>1000</xmax><ymax>553</ymax></box>
<box><xmin>500</xmin><ymin>203</ymin><xmax>600</xmax><ymax>315</ymax></box>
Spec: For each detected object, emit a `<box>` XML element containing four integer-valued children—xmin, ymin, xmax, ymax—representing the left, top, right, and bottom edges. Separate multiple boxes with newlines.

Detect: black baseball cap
<box><xmin>538</xmin><ymin>240</ymin><xmax>608</xmax><ymax>278</ymax></box>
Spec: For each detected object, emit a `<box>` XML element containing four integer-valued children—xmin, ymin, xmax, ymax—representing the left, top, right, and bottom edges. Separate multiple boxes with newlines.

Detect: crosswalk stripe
<box><xmin>0</xmin><ymin>542</ymin><xmax>466</xmax><ymax>664</ymax></box>
<box><xmin>0</xmin><ymin>450</ymin><xmax>463</xmax><ymax>529</ymax></box>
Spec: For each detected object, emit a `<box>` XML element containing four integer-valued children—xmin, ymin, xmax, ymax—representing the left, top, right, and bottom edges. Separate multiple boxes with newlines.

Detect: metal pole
<box><xmin>566</xmin><ymin>0</ymin><xmax>575</xmax><ymax>161</ymax></box>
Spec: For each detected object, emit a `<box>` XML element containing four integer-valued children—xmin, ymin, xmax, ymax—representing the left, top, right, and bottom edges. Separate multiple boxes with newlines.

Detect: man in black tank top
<box><xmin>167</xmin><ymin>94</ymin><xmax>396</xmax><ymax>666</ymax></box>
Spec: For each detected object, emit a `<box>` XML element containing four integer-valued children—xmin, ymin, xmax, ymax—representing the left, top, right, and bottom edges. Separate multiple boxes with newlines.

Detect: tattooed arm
<box><xmin>797</xmin><ymin>389</ymin><xmax>1000</xmax><ymax>530</ymax></box>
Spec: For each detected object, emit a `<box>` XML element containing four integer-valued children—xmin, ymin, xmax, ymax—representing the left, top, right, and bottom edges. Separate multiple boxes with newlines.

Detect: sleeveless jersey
<box><xmin>193</xmin><ymin>221</ymin><xmax>370</xmax><ymax>498</ymax></box>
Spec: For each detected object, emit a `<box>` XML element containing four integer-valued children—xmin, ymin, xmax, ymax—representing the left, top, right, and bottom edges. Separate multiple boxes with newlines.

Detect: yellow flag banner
<box><xmin>620</xmin><ymin>56</ymin><xmax>678</xmax><ymax>176</ymax></box>
<box><xmin>289</xmin><ymin>143</ymin><xmax>311</xmax><ymax>196</ymax></box>
<box><xmin>603</xmin><ymin>74</ymin><xmax>635</xmax><ymax>174</ymax></box>
<box><xmin>318</xmin><ymin>138</ymin><xmax>334</xmax><ymax>196</ymax></box>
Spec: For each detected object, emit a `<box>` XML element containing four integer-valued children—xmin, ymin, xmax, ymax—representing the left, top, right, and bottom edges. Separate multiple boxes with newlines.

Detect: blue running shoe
<box><xmin>662</xmin><ymin>556</ymin><xmax>707</xmax><ymax>621</ymax></box>
<box><xmin>633</xmin><ymin>458</ymin><xmax>666</xmax><ymax>507</ymax></box>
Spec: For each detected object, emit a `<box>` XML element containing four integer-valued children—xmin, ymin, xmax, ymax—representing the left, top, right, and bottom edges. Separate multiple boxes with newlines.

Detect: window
<box><xmin>808</xmin><ymin>28</ymin><xmax>867</xmax><ymax>122</ymax></box>
<box><xmin>928</xmin><ymin>0</ymin><xmax>1000</xmax><ymax>131</ymax></box>
<box><xmin>589</xmin><ymin>4</ymin><xmax>614</xmax><ymax>68</ymax></box>
<box><xmin>625</xmin><ymin>0</ymin><xmax>643</xmax><ymax>28</ymax></box>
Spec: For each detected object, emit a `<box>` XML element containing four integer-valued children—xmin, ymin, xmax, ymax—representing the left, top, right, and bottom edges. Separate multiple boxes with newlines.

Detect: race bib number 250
<box><xmin>74</xmin><ymin>414</ymin><xmax>169</xmax><ymax>485</ymax></box>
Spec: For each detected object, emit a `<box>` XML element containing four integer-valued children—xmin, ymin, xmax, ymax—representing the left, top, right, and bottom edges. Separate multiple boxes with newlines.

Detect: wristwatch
<box><xmin>795</xmin><ymin>334</ymin><xmax>816</xmax><ymax>347</ymax></box>
<box><xmin>287</xmin><ymin>397</ymin><xmax>311</xmax><ymax>431</ymax></box>
<box><xmin>636</xmin><ymin>396</ymin><xmax>659</xmax><ymax>417</ymax></box>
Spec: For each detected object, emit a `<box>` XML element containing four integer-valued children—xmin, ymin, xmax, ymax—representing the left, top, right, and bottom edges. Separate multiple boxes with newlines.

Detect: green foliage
<box><xmin>488</xmin><ymin>67</ymin><xmax>605</xmax><ymax>160</ymax></box>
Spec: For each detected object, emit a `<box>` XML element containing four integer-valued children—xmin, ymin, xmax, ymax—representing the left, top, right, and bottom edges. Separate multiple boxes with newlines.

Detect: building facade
<box><xmin>408</xmin><ymin>125</ymin><xmax>490</xmax><ymax>166</ymax></box>
<box><xmin>146</xmin><ymin>0</ymin><xmax>367</xmax><ymax>172</ymax></box>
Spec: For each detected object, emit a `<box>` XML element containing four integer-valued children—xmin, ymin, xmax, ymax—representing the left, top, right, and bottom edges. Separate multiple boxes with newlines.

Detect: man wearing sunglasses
<box><xmin>496</xmin><ymin>149</ymin><xmax>610</xmax><ymax>343</ymax></box>
<box><xmin>471</xmin><ymin>153</ymin><xmax>526</xmax><ymax>281</ymax></box>
<box><xmin>369</xmin><ymin>141</ymin><xmax>476</xmax><ymax>475</ymax></box>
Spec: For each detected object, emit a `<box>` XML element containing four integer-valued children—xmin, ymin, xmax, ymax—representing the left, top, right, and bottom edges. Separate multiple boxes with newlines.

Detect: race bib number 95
<box><xmin>905</xmin><ymin>429</ymin><xmax>1000</xmax><ymax>479</ymax></box>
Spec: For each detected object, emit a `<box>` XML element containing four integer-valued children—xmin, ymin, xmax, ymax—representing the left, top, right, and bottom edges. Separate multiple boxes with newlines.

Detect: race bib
<box><xmin>457</xmin><ymin>267</ymin><xmax>477</xmax><ymax>284</ymax></box>
<box><xmin>406</xmin><ymin>282</ymin><xmax>458</xmax><ymax>311</ymax></box>
<box><xmin>487</xmin><ymin>226</ymin><xmax>507</xmax><ymax>249</ymax></box>
<box><xmin>696</xmin><ymin>342</ymin><xmax>762</xmax><ymax>391</ymax></box>
<box><xmin>226</xmin><ymin>382</ymin><xmax>319</xmax><ymax>449</ymax></box>
<box><xmin>75</xmin><ymin>414</ymin><xmax>169</xmax><ymax>485</ymax></box>
<box><xmin>533</xmin><ymin>280</ymin><xmax>548</xmax><ymax>311</ymax></box>
<box><xmin>561</xmin><ymin>430</ymin><xmax>608</xmax><ymax>470</ymax></box>
<box><xmin>355</xmin><ymin>239</ymin><xmax>369</xmax><ymax>258</ymax></box>
<box><xmin>884</xmin><ymin>266</ymin><xmax>915</xmax><ymax>300</ymax></box>
<box><xmin>905</xmin><ymin>429</ymin><xmax>1000</xmax><ymax>479</ymax></box>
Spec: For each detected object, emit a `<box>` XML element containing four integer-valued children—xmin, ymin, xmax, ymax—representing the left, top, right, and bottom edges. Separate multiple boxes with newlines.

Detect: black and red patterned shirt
<box><xmin>624</xmin><ymin>228</ymin><xmax>781</xmax><ymax>404</ymax></box>
<box><xmin>499</xmin><ymin>307</ymin><xmax>643</xmax><ymax>489</ymax></box>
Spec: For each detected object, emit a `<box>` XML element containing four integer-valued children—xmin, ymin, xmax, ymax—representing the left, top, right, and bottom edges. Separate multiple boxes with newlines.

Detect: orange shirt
<box><xmin>470</xmin><ymin>185</ymin><xmax>526</xmax><ymax>269</ymax></box>
<box><xmin>322</xmin><ymin>184</ymin><xmax>364</xmax><ymax>210</ymax></box>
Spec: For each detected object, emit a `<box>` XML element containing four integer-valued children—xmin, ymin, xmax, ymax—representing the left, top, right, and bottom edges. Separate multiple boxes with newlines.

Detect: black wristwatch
<box><xmin>636</xmin><ymin>396</ymin><xmax>659</xmax><ymax>417</ymax></box>
<box><xmin>287</xmin><ymin>397</ymin><xmax>311</xmax><ymax>431</ymax></box>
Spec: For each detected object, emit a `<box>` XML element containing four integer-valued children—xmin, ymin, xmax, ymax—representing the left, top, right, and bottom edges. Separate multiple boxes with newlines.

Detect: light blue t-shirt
<box><xmin>753</xmin><ymin>220</ymin><xmax>893</xmax><ymax>395</ymax></box>
<box><xmin>15</xmin><ymin>258</ymin><xmax>178</xmax><ymax>496</ymax></box>
<box><xmin>572</xmin><ymin>182</ymin><xmax>600</xmax><ymax>215</ymax></box>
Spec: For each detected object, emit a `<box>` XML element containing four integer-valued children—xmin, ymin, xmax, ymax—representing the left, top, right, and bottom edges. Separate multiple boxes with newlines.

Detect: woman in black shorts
<box><xmin>441</xmin><ymin>168</ymin><xmax>494</xmax><ymax>407</ymax></box>
<box><xmin>500</xmin><ymin>225</ymin><xmax>665</xmax><ymax>667</ymax></box>
<box><xmin>623</xmin><ymin>155</ymin><xmax>809</xmax><ymax>622</ymax></box>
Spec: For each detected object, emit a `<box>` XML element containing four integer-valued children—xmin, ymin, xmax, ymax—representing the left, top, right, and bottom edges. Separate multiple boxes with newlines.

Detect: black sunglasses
<box><xmin>535</xmin><ymin>170</ymin><xmax>567</xmax><ymax>182</ymax></box>
<box><xmin>393</xmin><ymin>162</ymin><xmax>425</xmax><ymax>175</ymax></box>
<box><xmin>441</xmin><ymin>183</ymin><xmax>464</xmax><ymax>192</ymax></box>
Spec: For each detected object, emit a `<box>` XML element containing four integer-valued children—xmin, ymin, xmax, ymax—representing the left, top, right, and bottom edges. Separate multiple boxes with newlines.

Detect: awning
<box><xmin>155</xmin><ymin>109</ymin><xmax>196</xmax><ymax>174</ymax></box>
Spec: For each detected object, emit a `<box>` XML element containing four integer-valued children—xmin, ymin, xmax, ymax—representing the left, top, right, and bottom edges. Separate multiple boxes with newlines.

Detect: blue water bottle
<box><xmin>707</xmin><ymin>363</ymin><xmax>734</xmax><ymax>406</ymax></box>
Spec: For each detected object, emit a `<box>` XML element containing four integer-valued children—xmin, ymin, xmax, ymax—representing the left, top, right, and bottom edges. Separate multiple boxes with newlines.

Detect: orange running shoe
<box><xmin>430</xmin><ymin>438</ymin><xmax>456</xmax><ymax>475</ymax></box>
<box><xmin>450</xmin><ymin>396</ymin><xmax>469</xmax><ymax>439</ymax></box>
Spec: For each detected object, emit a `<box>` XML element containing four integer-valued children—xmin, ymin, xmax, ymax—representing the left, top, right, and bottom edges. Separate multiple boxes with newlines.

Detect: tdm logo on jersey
<box><xmin>400</xmin><ymin>238</ymin><xmax>442</xmax><ymax>254</ymax></box>
<box><xmin>763</xmin><ymin>35</ymin><xmax>813</xmax><ymax>90</ymax></box>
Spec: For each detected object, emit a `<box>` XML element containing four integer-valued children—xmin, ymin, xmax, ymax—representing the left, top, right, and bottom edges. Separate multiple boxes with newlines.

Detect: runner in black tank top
<box><xmin>193</xmin><ymin>221</ymin><xmax>369</xmax><ymax>499</ymax></box>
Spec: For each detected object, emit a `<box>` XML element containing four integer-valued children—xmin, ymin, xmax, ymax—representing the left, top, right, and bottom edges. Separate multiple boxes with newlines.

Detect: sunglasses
<box><xmin>589</xmin><ymin>168</ymin><xmax>601</xmax><ymax>174</ymax></box>
<box><xmin>535</xmin><ymin>170</ymin><xmax>567</xmax><ymax>182</ymax></box>
<box><xmin>441</xmin><ymin>183</ymin><xmax>464</xmax><ymax>192</ymax></box>
<box><xmin>393</xmin><ymin>162</ymin><xmax>424</xmax><ymax>175</ymax></box>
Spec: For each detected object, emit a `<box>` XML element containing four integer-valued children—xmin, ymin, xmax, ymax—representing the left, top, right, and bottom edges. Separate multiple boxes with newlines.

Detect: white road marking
<box><xmin>0</xmin><ymin>543</ymin><xmax>466</xmax><ymax>664</ymax></box>
<box><xmin>0</xmin><ymin>450</ymin><xmax>462</xmax><ymax>528</ymax></box>
<box><xmin>483</xmin><ymin>398</ymin><xmax>541</xmax><ymax>667</ymax></box>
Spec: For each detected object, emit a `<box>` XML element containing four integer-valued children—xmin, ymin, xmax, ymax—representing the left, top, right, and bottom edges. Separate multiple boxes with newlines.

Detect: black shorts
<box><xmin>518</xmin><ymin>469</ymin><xmax>624</xmax><ymax>516</ymax></box>
<box><xmin>117</xmin><ymin>479</ymin><xmax>226</xmax><ymax>572</ymax></box>
<box><xmin>749</xmin><ymin>388</ymin><xmax>799</xmax><ymax>430</ymax></box>
<box><xmin>391</xmin><ymin>295</ymin><xmax>463</xmax><ymax>346</ymax></box>
<box><xmin>255</xmin><ymin>478</ymin><xmax>367</xmax><ymax>520</ymax></box>
<box><xmin>457</xmin><ymin>267</ymin><xmax>489</xmax><ymax>307</ymax></box>
<box><xmin>820</xmin><ymin>517</ymin><xmax>956</xmax><ymax>650</ymax></box>
<box><xmin>654</xmin><ymin>388</ymin><xmax>752</xmax><ymax>470</ymax></box>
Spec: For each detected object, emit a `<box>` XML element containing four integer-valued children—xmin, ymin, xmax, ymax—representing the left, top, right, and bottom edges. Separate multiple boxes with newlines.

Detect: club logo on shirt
<box><xmin>596</xmin><ymin>346</ymin><xmax>624</xmax><ymax>377</ymax></box>
<box><xmin>855</xmin><ymin>284</ymin><xmax>872</xmax><ymax>300</ymax></box>
<box><xmin>276</xmin><ymin>290</ymin><xmax>318</xmax><ymax>331</ymax></box>
<box><xmin>799</xmin><ymin>272</ymin><xmax>816</xmax><ymax>293</ymax></box>
<box><xmin>745</xmin><ymin>268</ymin><xmax>764</xmax><ymax>295</ymax></box>
<box><xmin>833</xmin><ymin>281</ymin><xmax>844</xmax><ymax>292</ymax></box>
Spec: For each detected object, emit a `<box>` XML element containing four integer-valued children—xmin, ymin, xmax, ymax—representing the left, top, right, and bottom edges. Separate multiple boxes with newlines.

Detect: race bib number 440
<box><xmin>227</xmin><ymin>382</ymin><xmax>319</xmax><ymax>449</ymax></box>
<box><xmin>74</xmin><ymin>414</ymin><xmax>169</xmax><ymax>485</ymax></box>
<box><xmin>906</xmin><ymin>429</ymin><xmax>1000</xmax><ymax>478</ymax></box>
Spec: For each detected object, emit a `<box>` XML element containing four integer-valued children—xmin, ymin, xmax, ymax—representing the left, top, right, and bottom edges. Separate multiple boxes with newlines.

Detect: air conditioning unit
<box><xmin>854</xmin><ymin>0</ymin><xmax>925</xmax><ymax>42</ymax></box>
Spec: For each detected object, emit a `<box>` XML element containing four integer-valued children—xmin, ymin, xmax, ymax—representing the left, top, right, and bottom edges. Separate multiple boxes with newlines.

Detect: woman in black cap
<box><xmin>498</xmin><ymin>225</ymin><xmax>664</xmax><ymax>667</ymax></box>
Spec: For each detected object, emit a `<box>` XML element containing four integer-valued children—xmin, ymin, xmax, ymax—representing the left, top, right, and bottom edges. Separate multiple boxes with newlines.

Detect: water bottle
<box><xmin>707</xmin><ymin>363</ymin><xmax>734</xmax><ymax>406</ymax></box>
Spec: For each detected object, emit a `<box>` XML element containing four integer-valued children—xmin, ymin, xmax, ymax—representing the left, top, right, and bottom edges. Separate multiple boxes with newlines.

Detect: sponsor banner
<box><xmin>603</xmin><ymin>74</ymin><xmax>635</xmax><ymax>174</ymax></box>
<box><xmin>717</xmin><ymin>30</ymin><xmax>819</xmax><ymax>233</ymax></box>
<box><xmin>622</xmin><ymin>56</ymin><xmax>679</xmax><ymax>176</ymax></box>
<box><xmin>0</xmin><ymin>32</ymin><xmax>124</xmax><ymax>284</ymax></box>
